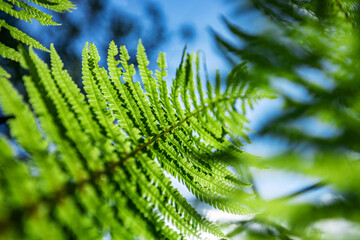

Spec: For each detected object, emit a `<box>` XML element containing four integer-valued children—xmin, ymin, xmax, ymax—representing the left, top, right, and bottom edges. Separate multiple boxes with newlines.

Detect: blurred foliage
<box><xmin>0</xmin><ymin>0</ymin><xmax>75</xmax><ymax>109</ymax></box>
<box><xmin>0</xmin><ymin>0</ymin><xmax>167</xmax><ymax>87</ymax></box>
<box><xmin>0</xmin><ymin>0</ymin><xmax>75</xmax><ymax>86</ymax></box>
<box><xmin>215</xmin><ymin>0</ymin><xmax>360</xmax><ymax>239</ymax></box>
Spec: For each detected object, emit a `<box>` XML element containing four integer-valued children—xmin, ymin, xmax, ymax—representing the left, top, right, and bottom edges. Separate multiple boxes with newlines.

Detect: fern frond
<box><xmin>130</xmin><ymin>155</ymin><xmax>228</xmax><ymax>239</ymax></box>
<box><xmin>156</xmin><ymin>51</ymin><xmax>177</xmax><ymax>126</ymax></box>
<box><xmin>0</xmin><ymin>42</ymin><xmax>21</xmax><ymax>62</ymax></box>
<box><xmin>0</xmin><ymin>0</ymin><xmax>33</xmax><ymax>23</ymax></box>
<box><xmin>0</xmin><ymin>69</ymin><xmax>67</xmax><ymax>193</ymax></box>
<box><xmin>0</xmin><ymin>19</ymin><xmax>49</xmax><ymax>51</ymax></box>
<box><xmin>13</xmin><ymin>46</ymin><xmax>160</xmax><ymax>240</ymax></box>
<box><xmin>137</xmin><ymin>39</ymin><xmax>166</xmax><ymax>130</ymax></box>
<box><xmin>170</xmin><ymin>47</ymin><xmax>187</xmax><ymax>121</ymax></box>
<box><xmin>82</xmin><ymin>43</ymin><xmax>128</xmax><ymax>150</ymax></box>
<box><xmin>26</xmin><ymin>0</ymin><xmax>75</xmax><ymax>12</ymax></box>
<box><xmin>127</xmin><ymin>158</ymin><xmax>202</xmax><ymax>239</ymax></box>
<box><xmin>0</xmin><ymin>72</ymin><xmax>46</xmax><ymax>155</ymax></box>
<box><xmin>0</xmin><ymin>65</ymin><xmax>10</xmax><ymax>78</ymax></box>
<box><xmin>120</xmin><ymin>43</ymin><xmax>159</xmax><ymax>136</ymax></box>
<box><xmin>1</xmin><ymin>0</ymin><xmax>60</xmax><ymax>25</ymax></box>
<box><xmin>28</xmin><ymin>46</ymin><xmax>102</xmax><ymax>172</ymax></box>
<box><xmin>0</xmin><ymin>137</ymin><xmax>45</xmax><ymax>238</ymax></box>
<box><xmin>116</xmin><ymin>44</ymin><xmax>151</xmax><ymax>137</ymax></box>
<box><xmin>49</xmin><ymin>44</ymin><xmax>104</xmax><ymax>143</ymax></box>
<box><xmin>0</xmin><ymin>0</ymin><xmax>74</xmax><ymax>62</ymax></box>
<box><xmin>106</xmin><ymin>41</ymin><xmax>142</xmax><ymax>142</ymax></box>
<box><xmin>0</xmin><ymin>41</ymin><xmax>265</xmax><ymax>239</ymax></box>
<box><xmin>19</xmin><ymin>46</ymin><xmax>85</xmax><ymax>179</ymax></box>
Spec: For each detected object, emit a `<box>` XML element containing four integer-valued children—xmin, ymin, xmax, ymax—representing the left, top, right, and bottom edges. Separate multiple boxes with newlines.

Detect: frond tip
<box><xmin>0</xmin><ymin>40</ymin><xmax>266</xmax><ymax>239</ymax></box>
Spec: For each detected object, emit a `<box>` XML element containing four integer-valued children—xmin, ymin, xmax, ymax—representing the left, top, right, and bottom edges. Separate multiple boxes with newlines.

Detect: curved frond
<box><xmin>0</xmin><ymin>19</ymin><xmax>49</xmax><ymax>51</ymax></box>
<box><xmin>0</xmin><ymin>41</ymin><xmax>264</xmax><ymax>239</ymax></box>
<box><xmin>0</xmin><ymin>43</ymin><xmax>21</xmax><ymax>62</ymax></box>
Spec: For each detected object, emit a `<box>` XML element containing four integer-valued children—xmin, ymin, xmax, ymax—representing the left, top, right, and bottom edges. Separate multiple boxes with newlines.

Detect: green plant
<box><xmin>4</xmin><ymin>0</ymin><xmax>359</xmax><ymax>239</ymax></box>
<box><xmin>0</xmin><ymin>0</ymin><xmax>74</xmax><ymax>63</ymax></box>
<box><xmin>0</xmin><ymin>36</ymin><xmax>270</xmax><ymax>239</ymax></box>
<box><xmin>214</xmin><ymin>0</ymin><xmax>360</xmax><ymax>239</ymax></box>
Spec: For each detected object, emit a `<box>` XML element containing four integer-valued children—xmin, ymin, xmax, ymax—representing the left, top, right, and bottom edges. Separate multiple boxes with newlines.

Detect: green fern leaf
<box><xmin>0</xmin><ymin>0</ymin><xmax>75</xmax><ymax>62</ymax></box>
<box><xmin>0</xmin><ymin>72</ymin><xmax>46</xmax><ymax>155</ymax></box>
<box><xmin>0</xmin><ymin>65</ymin><xmax>10</xmax><ymax>78</ymax></box>
<box><xmin>0</xmin><ymin>19</ymin><xmax>49</xmax><ymax>51</ymax></box>
<box><xmin>0</xmin><ymin>0</ymin><xmax>60</xmax><ymax>25</ymax></box>
<box><xmin>0</xmin><ymin>0</ymin><xmax>33</xmax><ymax>22</ymax></box>
<box><xmin>83</xmin><ymin>43</ymin><xmax>128</xmax><ymax>150</ymax></box>
<box><xmin>0</xmin><ymin>41</ymin><xmax>265</xmax><ymax>239</ymax></box>
<box><xmin>49</xmin><ymin>44</ymin><xmax>104</xmax><ymax>143</ymax></box>
<box><xmin>106</xmin><ymin>41</ymin><xmax>142</xmax><ymax>142</ymax></box>
<box><xmin>0</xmin><ymin>43</ymin><xmax>21</xmax><ymax>62</ymax></box>
<box><xmin>137</xmin><ymin>39</ymin><xmax>167</xmax><ymax>130</ymax></box>
<box><xmin>26</xmin><ymin>0</ymin><xmax>75</xmax><ymax>12</ymax></box>
<box><xmin>120</xmin><ymin>43</ymin><xmax>159</xmax><ymax>136</ymax></box>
